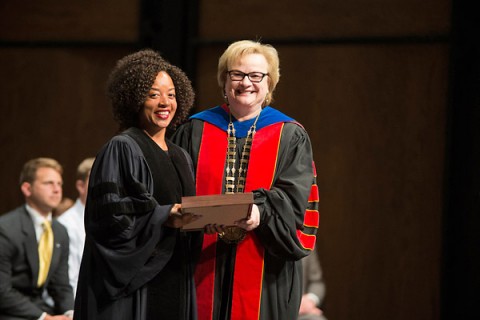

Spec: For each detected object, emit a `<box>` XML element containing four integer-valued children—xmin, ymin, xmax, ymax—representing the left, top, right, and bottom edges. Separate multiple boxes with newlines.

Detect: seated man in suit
<box><xmin>0</xmin><ymin>157</ymin><xmax>74</xmax><ymax>320</ymax></box>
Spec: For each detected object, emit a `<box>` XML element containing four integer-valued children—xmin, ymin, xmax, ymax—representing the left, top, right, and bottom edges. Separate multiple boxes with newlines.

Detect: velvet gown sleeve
<box><xmin>83</xmin><ymin>134</ymin><xmax>175</xmax><ymax>300</ymax></box>
<box><xmin>252</xmin><ymin>123</ymin><xmax>315</xmax><ymax>261</ymax></box>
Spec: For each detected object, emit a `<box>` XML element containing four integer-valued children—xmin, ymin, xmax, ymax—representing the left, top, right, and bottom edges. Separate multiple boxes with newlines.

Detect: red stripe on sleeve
<box><xmin>304</xmin><ymin>209</ymin><xmax>319</xmax><ymax>228</ymax></box>
<box><xmin>296</xmin><ymin>230</ymin><xmax>317</xmax><ymax>250</ymax></box>
<box><xmin>309</xmin><ymin>184</ymin><xmax>319</xmax><ymax>202</ymax></box>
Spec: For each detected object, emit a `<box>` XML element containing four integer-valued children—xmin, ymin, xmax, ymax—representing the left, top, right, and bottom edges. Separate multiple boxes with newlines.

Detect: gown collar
<box><xmin>190</xmin><ymin>104</ymin><xmax>294</xmax><ymax>138</ymax></box>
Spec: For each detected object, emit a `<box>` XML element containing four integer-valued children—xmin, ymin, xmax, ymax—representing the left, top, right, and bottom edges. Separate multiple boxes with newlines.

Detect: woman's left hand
<box><xmin>235</xmin><ymin>204</ymin><xmax>260</xmax><ymax>231</ymax></box>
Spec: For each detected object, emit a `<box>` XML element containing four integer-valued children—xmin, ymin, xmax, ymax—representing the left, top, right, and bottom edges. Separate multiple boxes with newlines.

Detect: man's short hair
<box><xmin>76</xmin><ymin>157</ymin><xmax>95</xmax><ymax>181</ymax></box>
<box><xmin>19</xmin><ymin>157</ymin><xmax>63</xmax><ymax>185</ymax></box>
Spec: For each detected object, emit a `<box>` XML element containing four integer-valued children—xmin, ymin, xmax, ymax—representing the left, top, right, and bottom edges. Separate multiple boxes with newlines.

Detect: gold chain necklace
<box><xmin>220</xmin><ymin>110</ymin><xmax>261</xmax><ymax>244</ymax></box>
<box><xmin>225</xmin><ymin>111</ymin><xmax>260</xmax><ymax>193</ymax></box>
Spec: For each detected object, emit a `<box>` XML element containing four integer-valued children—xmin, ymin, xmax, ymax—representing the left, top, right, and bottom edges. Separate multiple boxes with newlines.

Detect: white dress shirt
<box><xmin>56</xmin><ymin>198</ymin><xmax>85</xmax><ymax>296</ymax></box>
<box><xmin>26</xmin><ymin>204</ymin><xmax>52</xmax><ymax>241</ymax></box>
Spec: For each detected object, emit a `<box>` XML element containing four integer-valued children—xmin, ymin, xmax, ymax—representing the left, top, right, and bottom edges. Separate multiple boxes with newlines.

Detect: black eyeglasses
<box><xmin>227</xmin><ymin>70</ymin><xmax>269</xmax><ymax>83</ymax></box>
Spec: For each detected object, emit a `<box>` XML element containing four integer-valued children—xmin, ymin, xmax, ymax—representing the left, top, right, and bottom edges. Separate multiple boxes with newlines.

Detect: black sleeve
<box><xmin>254</xmin><ymin>124</ymin><xmax>316</xmax><ymax>260</ymax></box>
<box><xmin>82</xmin><ymin>136</ymin><xmax>175</xmax><ymax>298</ymax></box>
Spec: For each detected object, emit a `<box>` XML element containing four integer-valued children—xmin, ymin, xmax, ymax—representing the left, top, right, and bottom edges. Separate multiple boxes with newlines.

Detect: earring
<box><xmin>223</xmin><ymin>92</ymin><xmax>229</xmax><ymax>104</ymax></box>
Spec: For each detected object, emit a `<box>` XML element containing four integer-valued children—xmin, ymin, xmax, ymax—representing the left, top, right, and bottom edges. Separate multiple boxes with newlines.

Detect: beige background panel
<box><xmin>0</xmin><ymin>0</ymin><xmax>138</xmax><ymax>41</ymax></box>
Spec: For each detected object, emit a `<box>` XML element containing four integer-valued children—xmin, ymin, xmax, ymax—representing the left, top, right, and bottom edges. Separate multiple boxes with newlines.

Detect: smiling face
<box><xmin>138</xmin><ymin>71</ymin><xmax>177</xmax><ymax>135</ymax></box>
<box><xmin>225</xmin><ymin>53</ymin><xmax>270</xmax><ymax>119</ymax></box>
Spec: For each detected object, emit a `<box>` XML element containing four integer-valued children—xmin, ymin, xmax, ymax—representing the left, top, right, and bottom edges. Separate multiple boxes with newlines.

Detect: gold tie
<box><xmin>37</xmin><ymin>220</ymin><xmax>53</xmax><ymax>287</ymax></box>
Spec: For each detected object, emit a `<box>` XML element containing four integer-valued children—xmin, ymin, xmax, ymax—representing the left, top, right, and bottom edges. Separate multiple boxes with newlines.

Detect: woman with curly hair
<box><xmin>74</xmin><ymin>49</ymin><xmax>200</xmax><ymax>320</ymax></box>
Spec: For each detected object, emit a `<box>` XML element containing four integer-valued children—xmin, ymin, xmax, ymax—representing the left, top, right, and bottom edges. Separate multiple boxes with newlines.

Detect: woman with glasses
<box><xmin>173</xmin><ymin>40</ymin><xmax>319</xmax><ymax>320</ymax></box>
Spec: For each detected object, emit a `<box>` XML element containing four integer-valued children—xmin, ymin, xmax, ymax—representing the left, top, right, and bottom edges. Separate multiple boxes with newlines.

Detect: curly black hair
<box><xmin>106</xmin><ymin>49</ymin><xmax>195</xmax><ymax>131</ymax></box>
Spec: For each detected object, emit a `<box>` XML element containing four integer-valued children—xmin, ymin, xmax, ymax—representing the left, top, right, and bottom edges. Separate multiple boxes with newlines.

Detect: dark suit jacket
<box><xmin>0</xmin><ymin>206</ymin><xmax>74</xmax><ymax>319</ymax></box>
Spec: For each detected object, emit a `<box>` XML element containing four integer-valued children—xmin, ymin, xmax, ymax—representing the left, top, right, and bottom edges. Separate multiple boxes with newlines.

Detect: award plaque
<box><xmin>181</xmin><ymin>193</ymin><xmax>253</xmax><ymax>231</ymax></box>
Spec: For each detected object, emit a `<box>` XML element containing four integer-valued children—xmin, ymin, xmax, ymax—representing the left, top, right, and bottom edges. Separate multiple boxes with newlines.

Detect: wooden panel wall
<box><xmin>0</xmin><ymin>0</ymin><xmax>138</xmax><ymax>41</ymax></box>
<box><xmin>0</xmin><ymin>1</ymin><xmax>451</xmax><ymax>319</ymax></box>
<box><xmin>198</xmin><ymin>0</ymin><xmax>450</xmax><ymax>38</ymax></box>
<box><xmin>195</xmin><ymin>1</ymin><xmax>450</xmax><ymax>319</ymax></box>
<box><xmin>277</xmin><ymin>44</ymin><xmax>447</xmax><ymax>319</ymax></box>
<box><xmin>0</xmin><ymin>0</ymin><xmax>138</xmax><ymax>209</ymax></box>
<box><xmin>0</xmin><ymin>48</ymin><xmax>130</xmax><ymax>210</ymax></box>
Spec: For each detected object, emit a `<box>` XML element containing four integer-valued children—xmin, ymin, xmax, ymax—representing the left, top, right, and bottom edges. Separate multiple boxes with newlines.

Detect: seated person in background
<box><xmin>298</xmin><ymin>249</ymin><xmax>328</xmax><ymax>320</ymax></box>
<box><xmin>0</xmin><ymin>157</ymin><xmax>74</xmax><ymax>320</ymax></box>
<box><xmin>57</xmin><ymin>157</ymin><xmax>94</xmax><ymax>296</ymax></box>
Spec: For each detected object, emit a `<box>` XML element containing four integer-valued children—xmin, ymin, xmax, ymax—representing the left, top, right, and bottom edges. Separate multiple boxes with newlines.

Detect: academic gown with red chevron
<box><xmin>172</xmin><ymin>105</ymin><xmax>319</xmax><ymax>320</ymax></box>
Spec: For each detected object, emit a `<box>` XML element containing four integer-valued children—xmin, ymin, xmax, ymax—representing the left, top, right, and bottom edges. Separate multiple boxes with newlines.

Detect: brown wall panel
<box><xmin>0</xmin><ymin>0</ymin><xmax>453</xmax><ymax>319</ymax></box>
<box><xmin>199</xmin><ymin>0</ymin><xmax>450</xmax><ymax>39</ymax></box>
<box><xmin>195</xmin><ymin>43</ymin><xmax>448</xmax><ymax>319</ymax></box>
<box><xmin>193</xmin><ymin>46</ymin><xmax>224</xmax><ymax>109</ymax></box>
<box><xmin>0</xmin><ymin>47</ymin><xmax>133</xmax><ymax>213</ymax></box>
<box><xmin>0</xmin><ymin>0</ymin><xmax>138</xmax><ymax>41</ymax></box>
<box><xmin>283</xmin><ymin>44</ymin><xmax>447</xmax><ymax>320</ymax></box>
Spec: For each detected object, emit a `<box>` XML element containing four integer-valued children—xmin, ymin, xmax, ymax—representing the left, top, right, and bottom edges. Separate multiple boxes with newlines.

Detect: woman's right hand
<box><xmin>165</xmin><ymin>204</ymin><xmax>200</xmax><ymax>228</ymax></box>
<box><xmin>204</xmin><ymin>223</ymin><xmax>227</xmax><ymax>235</ymax></box>
<box><xmin>44</xmin><ymin>314</ymin><xmax>72</xmax><ymax>320</ymax></box>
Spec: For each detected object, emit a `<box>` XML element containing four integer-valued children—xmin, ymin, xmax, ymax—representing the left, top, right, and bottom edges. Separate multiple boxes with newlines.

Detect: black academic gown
<box><xmin>74</xmin><ymin>127</ymin><xmax>200</xmax><ymax>320</ymax></box>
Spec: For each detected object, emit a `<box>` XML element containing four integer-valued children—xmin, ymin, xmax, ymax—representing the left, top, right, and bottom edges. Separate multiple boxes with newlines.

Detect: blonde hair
<box><xmin>217</xmin><ymin>40</ymin><xmax>280</xmax><ymax>106</ymax></box>
<box><xmin>19</xmin><ymin>157</ymin><xmax>63</xmax><ymax>185</ymax></box>
<box><xmin>76</xmin><ymin>157</ymin><xmax>95</xmax><ymax>181</ymax></box>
